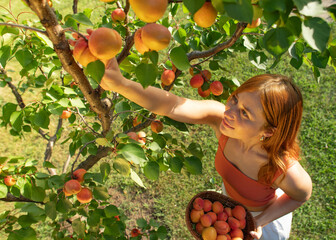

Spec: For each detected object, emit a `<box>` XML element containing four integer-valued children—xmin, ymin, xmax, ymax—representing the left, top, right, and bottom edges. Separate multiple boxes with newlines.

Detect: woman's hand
<box><xmin>100</xmin><ymin>58</ymin><xmax>124</xmax><ymax>90</ymax></box>
<box><xmin>250</xmin><ymin>225</ymin><xmax>263</xmax><ymax>239</ymax></box>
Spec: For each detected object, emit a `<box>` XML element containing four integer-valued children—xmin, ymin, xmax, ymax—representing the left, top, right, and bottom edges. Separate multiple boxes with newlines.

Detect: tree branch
<box><xmin>23</xmin><ymin>0</ymin><xmax>112</xmax><ymax>135</ymax></box>
<box><xmin>76</xmin><ymin>146</ymin><xmax>112</xmax><ymax>170</ymax></box>
<box><xmin>0</xmin><ymin>22</ymin><xmax>47</xmax><ymax>35</ymax></box>
<box><xmin>187</xmin><ymin>22</ymin><xmax>248</xmax><ymax>61</ymax></box>
<box><xmin>0</xmin><ymin>193</ymin><xmax>43</xmax><ymax>204</ymax></box>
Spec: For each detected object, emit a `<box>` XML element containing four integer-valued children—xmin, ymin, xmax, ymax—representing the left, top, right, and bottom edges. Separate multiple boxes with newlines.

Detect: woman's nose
<box><xmin>224</xmin><ymin>108</ymin><xmax>235</xmax><ymax>120</ymax></box>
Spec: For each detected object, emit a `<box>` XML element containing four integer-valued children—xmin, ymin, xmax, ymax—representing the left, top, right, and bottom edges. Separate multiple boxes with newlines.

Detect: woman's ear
<box><xmin>264</xmin><ymin>127</ymin><xmax>276</xmax><ymax>138</ymax></box>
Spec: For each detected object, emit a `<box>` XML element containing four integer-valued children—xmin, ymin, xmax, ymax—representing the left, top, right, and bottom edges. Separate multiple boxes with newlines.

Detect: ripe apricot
<box><xmin>228</xmin><ymin>217</ymin><xmax>240</xmax><ymax>230</ymax></box>
<box><xmin>127</xmin><ymin>132</ymin><xmax>139</xmax><ymax>141</ymax></box>
<box><xmin>190</xmin><ymin>209</ymin><xmax>204</xmax><ymax>223</ymax></box>
<box><xmin>217</xmin><ymin>235</ymin><xmax>228</xmax><ymax>240</ymax></box>
<box><xmin>193</xmin><ymin>2</ymin><xmax>217</xmax><ymax>28</ymax></box>
<box><xmin>212</xmin><ymin>201</ymin><xmax>224</xmax><ymax>214</ymax></box>
<box><xmin>134</xmin><ymin>28</ymin><xmax>150</xmax><ymax>54</ymax></box>
<box><xmin>132</xmin><ymin>116</ymin><xmax>141</xmax><ymax>127</ymax></box>
<box><xmin>88</xmin><ymin>27</ymin><xmax>122</xmax><ymax>60</ymax></box>
<box><xmin>195</xmin><ymin>222</ymin><xmax>204</xmax><ymax>234</ymax></box>
<box><xmin>200</xmin><ymin>213</ymin><xmax>213</xmax><ymax>227</ymax></box>
<box><xmin>72</xmin><ymin>38</ymin><xmax>98</xmax><ymax>67</ymax></box>
<box><xmin>161</xmin><ymin>69</ymin><xmax>175</xmax><ymax>85</ymax></box>
<box><xmin>201</xmin><ymin>69</ymin><xmax>212</xmax><ymax>81</ymax></box>
<box><xmin>202</xmin><ymin>226</ymin><xmax>217</xmax><ymax>240</ymax></box>
<box><xmin>207</xmin><ymin>211</ymin><xmax>217</xmax><ymax>225</ymax></box>
<box><xmin>239</xmin><ymin>218</ymin><xmax>246</xmax><ymax>229</ymax></box>
<box><xmin>214</xmin><ymin>220</ymin><xmax>230</xmax><ymax>235</ymax></box>
<box><xmin>190</xmin><ymin>74</ymin><xmax>204</xmax><ymax>88</ymax></box>
<box><xmin>131</xmin><ymin>228</ymin><xmax>141</xmax><ymax>237</ymax></box>
<box><xmin>198</xmin><ymin>87</ymin><xmax>211</xmax><ymax>98</ymax></box>
<box><xmin>232</xmin><ymin>205</ymin><xmax>246</xmax><ymax>220</ymax></box>
<box><xmin>141</xmin><ymin>23</ymin><xmax>171</xmax><ymax>52</ymax></box>
<box><xmin>63</xmin><ymin>187</ymin><xmax>72</xmax><ymax>196</ymax></box>
<box><xmin>4</xmin><ymin>175</ymin><xmax>16</xmax><ymax>187</ymax></box>
<box><xmin>72</xmin><ymin>168</ymin><xmax>87</xmax><ymax>183</ymax></box>
<box><xmin>76</xmin><ymin>187</ymin><xmax>93</xmax><ymax>203</ymax></box>
<box><xmin>112</xmin><ymin>8</ymin><xmax>126</xmax><ymax>22</ymax></box>
<box><xmin>224</xmin><ymin>207</ymin><xmax>232</xmax><ymax>217</ymax></box>
<box><xmin>193</xmin><ymin>197</ymin><xmax>204</xmax><ymax>211</ymax></box>
<box><xmin>230</xmin><ymin>228</ymin><xmax>244</xmax><ymax>239</ymax></box>
<box><xmin>151</xmin><ymin>120</ymin><xmax>164</xmax><ymax>133</ymax></box>
<box><xmin>64</xmin><ymin>179</ymin><xmax>81</xmax><ymax>195</ymax></box>
<box><xmin>210</xmin><ymin>81</ymin><xmax>224</xmax><ymax>96</ymax></box>
<box><xmin>247</xmin><ymin>18</ymin><xmax>261</xmax><ymax>28</ymax></box>
<box><xmin>129</xmin><ymin>0</ymin><xmax>168</xmax><ymax>23</ymax></box>
<box><xmin>203</xmin><ymin>199</ymin><xmax>212</xmax><ymax>212</ymax></box>
<box><xmin>61</xmin><ymin>109</ymin><xmax>72</xmax><ymax>119</ymax></box>
<box><xmin>217</xmin><ymin>211</ymin><xmax>228</xmax><ymax>221</ymax></box>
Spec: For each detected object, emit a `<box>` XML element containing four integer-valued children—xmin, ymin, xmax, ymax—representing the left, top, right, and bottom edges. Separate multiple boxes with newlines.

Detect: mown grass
<box><xmin>0</xmin><ymin>0</ymin><xmax>335</xmax><ymax>239</ymax></box>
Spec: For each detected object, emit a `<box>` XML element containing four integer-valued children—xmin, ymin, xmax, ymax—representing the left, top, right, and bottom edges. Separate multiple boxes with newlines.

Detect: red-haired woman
<box><xmin>101</xmin><ymin>58</ymin><xmax>312</xmax><ymax>239</ymax></box>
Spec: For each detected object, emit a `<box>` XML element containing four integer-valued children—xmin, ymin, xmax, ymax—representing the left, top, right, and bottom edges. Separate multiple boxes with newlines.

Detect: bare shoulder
<box><xmin>275</xmin><ymin>161</ymin><xmax>312</xmax><ymax>202</ymax></box>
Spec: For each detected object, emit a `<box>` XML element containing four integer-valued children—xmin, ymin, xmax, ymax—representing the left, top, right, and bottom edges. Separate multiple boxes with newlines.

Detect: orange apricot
<box><xmin>193</xmin><ymin>2</ymin><xmax>217</xmax><ymax>28</ymax></box>
<box><xmin>202</xmin><ymin>227</ymin><xmax>217</xmax><ymax>240</ymax></box>
<box><xmin>129</xmin><ymin>0</ymin><xmax>168</xmax><ymax>23</ymax></box>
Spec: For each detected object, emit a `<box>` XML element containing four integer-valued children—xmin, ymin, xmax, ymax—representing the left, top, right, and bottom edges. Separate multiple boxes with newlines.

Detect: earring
<box><xmin>260</xmin><ymin>136</ymin><xmax>265</xmax><ymax>141</ymax></box>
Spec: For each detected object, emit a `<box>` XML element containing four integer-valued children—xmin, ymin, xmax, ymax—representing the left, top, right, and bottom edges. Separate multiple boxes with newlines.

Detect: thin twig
<box><xmin>0</xmin><ymin>22</ymin><xmax>47</xmax><ymax>35</ymax></box>
<box><xmin>74</xmin><ymin>107</ymin><xmax>100</xmax><ymax>135</ymax></box>
<box><xmin>70</xmin><ymin>140</ymin><xmax>96</xmax><ymax>173</ymax></box>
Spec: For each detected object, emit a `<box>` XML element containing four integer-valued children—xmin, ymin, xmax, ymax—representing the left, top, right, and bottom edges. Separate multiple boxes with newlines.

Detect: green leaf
<box><xmin>169</xmin><ymin>46</ymin><xmax>190</xmax><ymax>71</ymax></box>
<box><xmin>70</xmin><ymin>97</ymin><xmax>86</xmax><ymax>108</ymax></box>
<box><xmin>2</xmin><ymin>103</ymin><xmax>17</xmax><ymax>123</ymax></box>
<box><xmin>184</xmin><ymin>156</ymin><xmax>202</xmax><ymax>175</ymax></box>
<box><xmin>10</xmin><ymin>111</ymin><xmax>23</xmax><ymax>132</ymax></box>
<box><xmin>118</xmin><ymin>143</ymin><xmax>147</xmax><ymax>165</ymax></box>
<box><xmin>72</xmin><ymin>218</ymin><xmax>86</xmax><ymax>239</ymax></box>
<box><xmin>113</xmin><ymin>157</ymin><xmax>131</xmax><ymax>176</ymax></box>
<box><xmin>100</xmin><ymin>162</ymin><xmax>111</xmax><ymax>182</ymax></box>
<box><xmin>302</xmin><ymin>17</ymin><xmax>330</xmax><ymax>52</ymax></box>
<box><xmin>45</xmin><ymin>201</ymin><xmax>56</xmax><ymax>220</ymax></box>
<box><xmin>71</xmin><ymin>12</ymin><xmax>93</xmax><ymax>26</ymax></box>
<box><xmin>115</xmin><ymin>101</ymin><xmax>131</xmax><ymax>120</ymax></box>
<box><xmin>0</xmin><ymin>45</ymin><xmax>11</xmax><ymax>67</ymax></box>
<box><xmin>104</xmin><ymin>205</ymin><xmax>119</xmax><ymax>218</ymax></box>
<box><xmin>18</xmin><ymin>214</ymin><xmax>38</xmax><ymax>227</ymax></box>
<box><xmin>144</xmin><ymin>161</ymin><xmax>160</xmax><ymax>180</ymax></box>
<box><xmin>20</xmin><ymin>203</ymin><xmax>45</xmax><ymax>217</ymax></box>
<box><xmin>183</xmin><ymin>0</ymin><xmax>205</xmax><ymax>15</ymax></box>
<box><xmin>56</xmin><ymin>198</ymin><xmax>73</xmax><ymax>213</ymax></box>
<box><xmin>86</xmin><ymin>60</ymin><xmax>105</xmax><ymax>83</ymax></box>
<box><xmin>8</xmin><ymin>227</ymin><xmax>37</xmax><ymax>240</ymax></box>
<box><xmin>15</xmin><ymin>49</ymin><xmax>33</xmax><ymax>67</ymax></box>
<box><xmin>30</xmin><ymin>186</ymin><xmax>45</xmax><ymax>202</ymax></box>
<box><xmin>43</xmin><ymin>161</ymin><xmax>56</xmax><ymax>168</ymax></box>
<box><xmin>263</xmin><ymin>27</ymin><xmax>295</xmax><ymax>57</ymax></box>
<box><xmin>136</xmin><ymin>218</ymin><xmax>148</xmax><ymax>228</ymax></box>
<box><xmin>135</xmin><ymin>63</ymin><xmax>158</xmax><ymax>88</ymax></box>
<box><xmin>223</xmin><ymin>0</ymin><xmax>253</xmax><ymax>23</ymax></box>
<box><xmin>169</xmin><ymin>157</ymin><xmax>184</xmax><ymax>173</ymax></box>
<box><xmin>88</xmin><ymin>210</ymin><xmax>102</xmax><ymax>226</ymax></box>
<box><xmin>157</xmin><ymin>226</ymin><xmax>168</xmax><ymax>239</ymax></box>
<box><xmin>173</xmin><ymin>28</ymin><xmax>187</xmax><ymax>45</ymax></box>
<box><xmin>33</xmin><ymin>110</ymin><xmax>50</xmax><ymax>129</ymax></box>
<box><xmin>93</xmin><ymin>186</ymin><xmax>110</xmax><ymax>200</ymax></box>
<box><xmin>130</xmin><ymin>169</ymin><xmax>146</xmax><ymax>188</ymax></box>
<box><xmin>311</xmin><ymin>50</ymin><xmax>330</xmax><ymax>69</ymax></box>
<box><xmin>187</xmin><ymin>142</ymin><xmax>204</xmax><ymax>159</ymax></box>
<box><xmin>293</xmin><ymin>0</ymin><xmax>327</xmax><ymax>17</ymax></box>
<box><xmin>248</xmin><ymin>50</ymin><xmax>268</xmax><ymax>70</ymax></box>
<box><xmin>147</xmin><ymin>51</ymin><xmax>159</xmax><ymax>65</ymax></box>
<box><xmin>259</xmin><ymin>0</ymin><xmax>289</xmax><ymax>12</ymax></box>
<box><xmin>0</xmin><ymin>184</ymin><xmax>7</xmax><ymax>198</ymax></box>
<box><xmin>163</xmin><ymin>117</ymin><xmax>189</xmax><ymax>132</ymax></box>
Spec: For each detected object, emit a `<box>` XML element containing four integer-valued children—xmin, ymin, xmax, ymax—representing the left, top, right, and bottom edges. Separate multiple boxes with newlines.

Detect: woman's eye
<box><xmin>232</xmin><ymin>95</ymin><xmax>238</xmax><ymax>103</ymax></box>
<box><xmin>241</xmin><ymin>109</ymin><xmax>249</xmax><ymax>118</ymax></box>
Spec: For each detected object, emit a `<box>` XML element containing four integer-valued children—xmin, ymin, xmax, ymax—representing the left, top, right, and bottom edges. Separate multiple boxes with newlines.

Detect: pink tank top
<box><xmin>215</xmin><ymin>135</ymin><xmax>296</xmax><ymax>207</ymax></box>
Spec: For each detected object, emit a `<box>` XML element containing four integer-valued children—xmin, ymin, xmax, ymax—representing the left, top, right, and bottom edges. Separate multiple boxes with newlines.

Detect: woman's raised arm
<box><xmin>100</xmin><ymin>58</ymin><xmax>226</xmax><ymax>133</ymax></box>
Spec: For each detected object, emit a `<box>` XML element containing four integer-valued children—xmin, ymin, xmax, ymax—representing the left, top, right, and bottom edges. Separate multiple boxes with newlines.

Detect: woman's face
<box><xmin>220</xmin><ymin>91</ymin><xmax>268</xmax><ymax>141</ymax></box>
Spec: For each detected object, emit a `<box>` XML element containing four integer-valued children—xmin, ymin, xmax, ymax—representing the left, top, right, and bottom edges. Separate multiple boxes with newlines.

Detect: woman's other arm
<box><xmin>250</xmin><ymin>162</ymin><xmax>312</xmax><ymax>239</ymax></box>
<box><xmin>101</xmin><ymin>58</ymin><xmax>226</xmax><ymax>136</ymax></box>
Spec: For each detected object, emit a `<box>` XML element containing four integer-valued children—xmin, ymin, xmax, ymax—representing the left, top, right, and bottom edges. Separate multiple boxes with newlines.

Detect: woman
<box><xmin>101</xmin><ymin>58</ymin><xmax>312</xmax><ymax>239</ymax></box>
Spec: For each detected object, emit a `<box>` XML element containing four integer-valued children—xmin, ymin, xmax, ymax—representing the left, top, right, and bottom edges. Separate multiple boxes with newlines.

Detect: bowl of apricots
<box><xmin>185</xmin><ymin>191</ymin><xmax>256</xmax><ymax>240</ymax></box>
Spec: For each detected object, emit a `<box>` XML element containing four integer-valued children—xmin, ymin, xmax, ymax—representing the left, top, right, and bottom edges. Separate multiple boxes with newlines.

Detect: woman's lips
<box><xmin>222</xmin><ymin>118</ymin><xmax>234</xmax><ymax>129</ymax></box>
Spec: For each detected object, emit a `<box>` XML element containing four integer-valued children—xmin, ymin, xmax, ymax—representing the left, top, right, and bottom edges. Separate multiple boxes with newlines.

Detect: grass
<box><xmin>0</xmin><ymin>0</ymin><xmax>336</xmax><ymax>239</ymax></box>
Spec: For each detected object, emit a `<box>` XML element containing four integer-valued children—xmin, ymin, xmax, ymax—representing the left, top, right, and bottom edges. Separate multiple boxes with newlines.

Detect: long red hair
<box><xmin>230</xmin><ymin>74</ymin><xmax>303</xmax><ymax>184</ymax></box>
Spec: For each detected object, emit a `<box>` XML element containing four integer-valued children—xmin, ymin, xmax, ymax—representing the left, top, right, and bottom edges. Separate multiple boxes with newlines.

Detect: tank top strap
<box><xmin>219</xmin><ymin>134</ymin><xmax>229</xmax><ymax>149</ymax></box>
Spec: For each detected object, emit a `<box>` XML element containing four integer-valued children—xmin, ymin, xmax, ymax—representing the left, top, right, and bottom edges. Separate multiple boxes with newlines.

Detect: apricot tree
<box><xmin>0</xmin><ymin>0</ymin><xmax>335</xmax><ymax>239</ymax></box>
